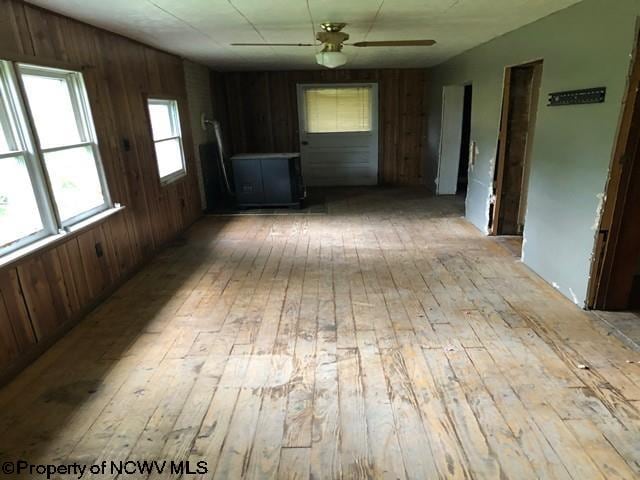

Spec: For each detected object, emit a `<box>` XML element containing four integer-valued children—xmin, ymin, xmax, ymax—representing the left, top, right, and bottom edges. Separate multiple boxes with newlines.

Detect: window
<box><xmin>0</xmin><ymin>60</ymin><xmax>110</xmax><ymax>258</ymax></box>
<box><xmin>303</xmin><ymin>87</ymin><xmax>372</xmax><ymax>133</ymax></box>
<box><xmin>147</xmin><ymin>98</ymin><xmax>185</xmax><ymax>183</ymax></box>
<box><xmin>19</xmin><ymin>65</ymin><xmax>109</xmax><ymax>224</ymax></box>
<box><xmin>0</xmin><ymin>64</ymin><xmax>52</xmax><ymax>252</ymax></box>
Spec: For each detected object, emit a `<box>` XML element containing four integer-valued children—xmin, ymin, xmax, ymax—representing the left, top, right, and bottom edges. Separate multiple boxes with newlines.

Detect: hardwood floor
<box><xmin>0</xmin><ymin>187</ymin><xmax>638</xmax><ymax>479</ymax></box>
<box><xmin>591</xmin><ymin>311</ymin><xmax>640</xmax><ymax>351</ymax></box>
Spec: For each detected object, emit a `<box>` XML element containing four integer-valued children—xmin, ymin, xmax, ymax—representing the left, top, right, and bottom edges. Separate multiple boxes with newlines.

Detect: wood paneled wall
<box><xmin>214</xmin><ymin>69</ymin><xmax>427</xmax><ymax>185</ymax></box>
<box><xmin>0</xmin><ymin>0</ymin><xmax>202</xmax><ymax>380</ymax></box>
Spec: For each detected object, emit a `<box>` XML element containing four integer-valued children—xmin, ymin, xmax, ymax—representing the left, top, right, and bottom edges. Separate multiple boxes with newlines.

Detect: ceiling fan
<box><xmin>231</xmin><ymin>22</ymin><xmax>436</xmax><ymax>69</ymax></box>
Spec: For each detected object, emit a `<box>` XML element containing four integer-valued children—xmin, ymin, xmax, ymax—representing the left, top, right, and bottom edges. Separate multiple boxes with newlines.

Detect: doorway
<box><xmin>296</xmin><ymin>83</ymin><xmax>378</xmax><ymax>186</ymax></box>
<box><xmin>587</xmin><ymin>34</ymin><xmax>640</xmax><ymax>311</ymax></box>
<box><xmin>457</xmin><ymin>85</ymin><xmax>473</xmax><ymax>195</ymax></box>
<box><xmin>489</xmin><ymin>60</ymin><xmax>543</xmax><ymax>249</ymax></box>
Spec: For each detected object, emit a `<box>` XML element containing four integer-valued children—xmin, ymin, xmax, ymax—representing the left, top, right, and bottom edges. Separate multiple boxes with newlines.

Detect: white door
<box><xmin>297</xmin><ymin>83</ymin><xmax>378</xmax><ymax>186</ymax></box>
<box><xmin>437</xmin><ymin>85</ymin><xmax>465</xmax><ymax>195</ymax></box>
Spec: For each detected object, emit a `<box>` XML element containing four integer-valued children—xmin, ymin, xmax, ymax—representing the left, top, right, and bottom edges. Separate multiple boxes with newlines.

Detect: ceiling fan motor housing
<box><xmin>317</xmin><ymin>23</ymin><xmax>349</xmax><ymax>52</ymax></box>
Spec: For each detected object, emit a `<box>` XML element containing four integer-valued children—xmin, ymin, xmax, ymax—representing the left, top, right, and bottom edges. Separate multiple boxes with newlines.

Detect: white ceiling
<box><xmin>26</xmin><ymin>0</ymin><xmax>582</xmax><ymax>71</ymax></box>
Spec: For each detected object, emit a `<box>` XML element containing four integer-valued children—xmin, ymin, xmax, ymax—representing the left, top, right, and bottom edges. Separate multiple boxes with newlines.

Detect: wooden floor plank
<box><xmin>380</xmin><ymin>344</ymin><xmax>440</xmax><ymax>479</ymax></box>
<box><xmin>278</xmin><ymin>447</ymin><xmax>311</xmax><ymax>480</ymax></box>
<box><xmin>337</xmin><ymin>347</ymin><xmax>372</xmax><ymax>479</ymax></box>
<box><xmin>356</xmin><ymin>330</ymin><xmax>406</xmax><ymax>479</ymax></box>
<box><xmin>422</xmin><ymin>347</ymin><xmax>501</xmax><ymax>478</ymax></box>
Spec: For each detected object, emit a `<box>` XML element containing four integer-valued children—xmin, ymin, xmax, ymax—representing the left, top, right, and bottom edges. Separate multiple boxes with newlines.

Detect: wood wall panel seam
<box><xmin>6</xmin><ymin>270</ymin><xmax>36</xmax><ymax>345</ymax></box>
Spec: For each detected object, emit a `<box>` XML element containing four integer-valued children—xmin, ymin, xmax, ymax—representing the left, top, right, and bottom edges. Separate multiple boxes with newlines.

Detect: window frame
<box><xmin>17</xmin><ymin>63</ymin><xmax>112</xmax><ymax>227</ymax></box>
<box><xmin>0</xmin><ymin>61</ymin><xmax>57</xmax><ymax>256</ymax></box>
<box><xmin>0</xmin><ymin>59</ymin><xmax>112</xmax><ymax>259</ymax></box>
<box><xmin>146</xmin><ymin>97</ymin><xmax>187</xmax><ymax>185</ymax></box>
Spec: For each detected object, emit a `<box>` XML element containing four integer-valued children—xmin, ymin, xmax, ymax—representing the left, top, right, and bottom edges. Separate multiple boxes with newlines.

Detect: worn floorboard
<box><xmin>0</xmin><ymin>187</ymin><xmax>638</xmax><ymax>479</ymax></box>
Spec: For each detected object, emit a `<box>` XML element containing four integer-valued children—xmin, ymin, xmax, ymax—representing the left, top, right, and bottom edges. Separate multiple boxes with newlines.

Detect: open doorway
<box><xmin>457</xmin><ymin>85</ymin><xmax>473</xmax><ymax>195</ymax></box>
<box><xmin>489</xmin><ymin>60</ymin><xmax>543</xmax><ymax>255</ymax></box>
<box><xmin>588</xmin><ymin>34</ymin><xmax>640</xmax><ymax>311</ymax></box>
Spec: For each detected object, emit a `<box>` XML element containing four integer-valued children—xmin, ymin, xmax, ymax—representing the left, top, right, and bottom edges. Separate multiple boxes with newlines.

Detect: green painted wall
<box><xmin>425</xmin><ymin>0</ymin><xmax>640</xmax><ymax>306</ymax></box>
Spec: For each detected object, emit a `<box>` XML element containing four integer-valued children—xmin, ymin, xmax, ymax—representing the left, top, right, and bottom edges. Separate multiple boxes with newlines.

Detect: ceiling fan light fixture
<box><xmin>230</xmin><ymin>22</ymin><xmax>436</xmax><ymax>69</ymax></box>
<box><xmin>316</xmin><ymin>50</ymin><xmax>347</xmax><ymax>69</ymax></box>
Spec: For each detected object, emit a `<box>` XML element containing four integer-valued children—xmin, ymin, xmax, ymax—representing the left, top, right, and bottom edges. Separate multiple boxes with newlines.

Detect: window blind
<box><xmin>304</xmin><ymin>87</ymin><xmax>372</xmax><ymax>133</ymax></box>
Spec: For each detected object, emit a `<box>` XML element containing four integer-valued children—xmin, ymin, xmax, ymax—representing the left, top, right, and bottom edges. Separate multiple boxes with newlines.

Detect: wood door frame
<box><xmin>489</xmin><ymin>59</ymin><xmax>543</xmax><ymax>236</ymax></box>
<box><xmin>586</xmin><ymin>28</ymin><xmax>640</xmax><ymax>309</ymax></box>
<box><xmin>489</xmin><ymin>67</ymin><xmax>512</xmax><ymax>235</ymax></box>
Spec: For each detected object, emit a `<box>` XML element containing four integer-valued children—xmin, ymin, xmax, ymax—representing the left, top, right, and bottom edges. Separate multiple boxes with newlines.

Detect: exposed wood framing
<box><xmin>587</xmin><ymin>27</ymin><xmax>640</xmax><ymax>309</ymax></box>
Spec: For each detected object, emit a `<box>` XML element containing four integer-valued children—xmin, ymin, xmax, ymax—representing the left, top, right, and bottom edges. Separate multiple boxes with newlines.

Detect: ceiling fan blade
<box><xmin>230</xmin><ymin>43</ymin><xmax>317</xmax><ymax>47</ymax></box>
<box><xmin>351</xmin><ymin>40</ymin><xmax>436</xmax><ymax>47</ymax></box>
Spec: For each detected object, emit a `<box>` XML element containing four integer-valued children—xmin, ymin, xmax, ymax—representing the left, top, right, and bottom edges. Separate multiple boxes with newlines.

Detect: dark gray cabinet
<box><xmin>231</xmin><ymin>153</ymin><xmax>304</xmax><ymax>208</ymax></box>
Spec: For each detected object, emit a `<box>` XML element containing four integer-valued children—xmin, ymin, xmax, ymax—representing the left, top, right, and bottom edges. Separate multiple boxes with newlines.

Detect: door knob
<box><xmin>301</xmin><ymin>141</ymin><xmax>309</xmax><ymax>145</ymax></box>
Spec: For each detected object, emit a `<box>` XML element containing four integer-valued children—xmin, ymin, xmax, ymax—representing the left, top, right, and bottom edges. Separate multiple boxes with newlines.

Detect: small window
<box><xmin>147</xmin><ymin>98</ymin><xmax>185</xmax><ymax>183</ymax></box>
<box><xmin>303</xmin><ymin>87</ymin><xmax>372</xmax><ymax>133</ymax></box>
<box><xmin>19</xmin><ymin>64</ymin><xmax>109</xmax><ymax>225</ymax></box>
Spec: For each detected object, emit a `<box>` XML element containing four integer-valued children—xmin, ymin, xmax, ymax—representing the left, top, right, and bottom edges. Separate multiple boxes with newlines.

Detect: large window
<box><xmin>303</xmin><ymin>87</ymin><xmax>372</xmax><ymax>133</ymax></box>
<box><xmin>147</xmin><ymin>98</ymin><xmax>186</xmax><ymax>183</ymax></box>
<box><xmin>0</xmin><ymin>60</ymin><xmax>110</xmax><ymax>258</ymax></box>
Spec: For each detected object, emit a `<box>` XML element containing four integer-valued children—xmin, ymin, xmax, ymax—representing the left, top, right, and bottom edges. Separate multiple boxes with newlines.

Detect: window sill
<box><xmin>0</xmin><ymin>205</ymin><xmax>126</xmax><ymax>271</ymax></box>
<box><xmin>160</xmin><ymin>170</ymin><xmax>187</xmax><ymax>186</ymax></box>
